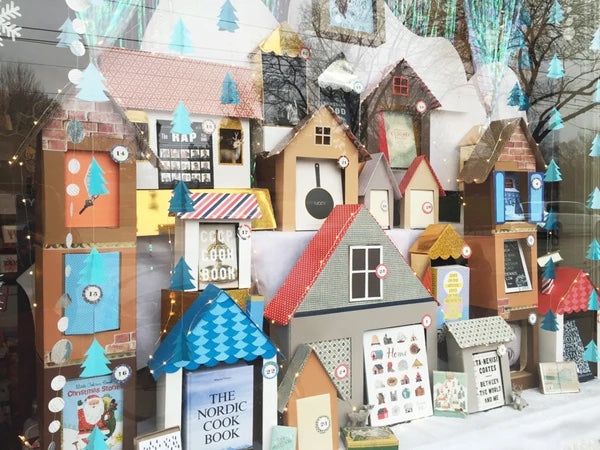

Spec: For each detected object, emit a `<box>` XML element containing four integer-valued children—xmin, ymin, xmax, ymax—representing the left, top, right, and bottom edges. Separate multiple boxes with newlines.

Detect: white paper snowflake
<box><xmin>0</xmin><ymin>0</ymin><xmax>22</xmax><ymax>47</ymax></box>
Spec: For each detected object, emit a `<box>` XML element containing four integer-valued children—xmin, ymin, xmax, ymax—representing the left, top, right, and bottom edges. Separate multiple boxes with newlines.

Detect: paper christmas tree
<box><xmin>169</xmin><ymin>256</ymin><xmax>195</xmax><ymax>290</ymax></box>
<box><xmin>544</xmin><ymin>159</ymin><xmax>562</xmax><ymax>182</ymax></box>
<box><xmin>56</xmin><ymin>18</ymin><xmax>79</xmax><ymax>48</ymax></box>
<box><xmin>543</xmin><ymin>209</ymin><xmax>558</xmax><ymax>231</ymax></box>
<box><xmin>85</xmin><ymin>426</ymin><xmax>108</xmax><ymax>450</ymax></box>
<box><xmin>507</xmin><ymin>83</ymin><xmax>522</xmax><ymax>106</ymax></box>
<box><xmin>168</xmin><ymin>180</ymin><xmax>194</xmax><ymax>214</ymax></box>
<box><xmin>519</xmin><ymin>51</ymin><xmax>532</xmax><ymax>69</ymax></box>
<box><xmin>520</xmin><ymin>6</ymin><xmax>532</xmax><ymax>27</ymax></box>
<box><xmin>76</xmin><ymin>62</ymin><xmax>109</xmax><ymax>102</ymax></box>
<box><xmin>171</xmin><ymin>101</ymin><xmax>193</xmax><ymax>135</ymax></box>
<box><xmin>546</xmin><ymin>0</ymin><xmax>564</xmax><ymax>25</ymax></box>
<box><xmin>540</xmin><ymin>309</ymin><xmax>559</xmax><ymax>332</ymax></box>
<box><xmin>589</xmin><ymin>135</ymin><xmax>600</xmax><ymax>157</ymax></box>
<box><xmin>543</xmin><ymin>259</ymin><xmax>556</xmax><ymax>279</ymax></box>
<box><xmin>591</xmin><ymin>26</ymin><xmax>600</xmax><ymax>51</ymax></box>
<box><xmin>169</xmin><ymin>18</ymin><xmax>193</xmax><ymax>55</ymax></box>
<box><xmin>548</xmin><ymin>107</ymin><xmax>564</xmax><ymax>130</ymax></box>
<box><xmin>78</xmin><ymin>248</ymin><xmax>106</xmax><ymax>287</ymax></box>
<box><xmin>588</xmin><ymin>289</ymin><xmax>599</xmax><ymax>310</ymax></box>
<box><xmin>586</xmin><ymin>239</ymin><xmax>600</xmax><ymax>260</ymax></box>
<box><xmin>87</xmin><ymin>157</ymin><xmax>109</xmax><ymax>196</ymax></box>
<box><xmin>583</xmin><ymin>340</ymin><xmax>599</xmax><ymax>363</ymax></box>
<box><xmin>80</xmin><ymin>338</ymin><xmax>112</xmax><ymax>377</ymax></box>
<box><xmin>509</xmin><ymin>29</ymin><xmax>525</xmax><ymax>49</ymax></box>
<box><xmin>172</xmin><ymin>328</ymin><xmax>194</xmax><ymax>367</ymax></box>
<box><xmin>595</xmin><ymin>80</ymin><xmax>600</xmax><ymax>103</ymax></box>
<box><xmin>586</xmin><ymin>187</ymin><xmax>600</xmax><ymax>209</ymax></box>
<box><xmin>218</xmin><ymin>0</ymin><xmax>239</xmax><ymax>32</ymax></box>
<box><xmin>547</xmin><ymin>54</ymin><xmax>565</xmax><ymax>79</ymax></box>
<box><xmin>221</xmin><ymin>71</ymin><xmax>240</xmax><ymax>104</ymax></box>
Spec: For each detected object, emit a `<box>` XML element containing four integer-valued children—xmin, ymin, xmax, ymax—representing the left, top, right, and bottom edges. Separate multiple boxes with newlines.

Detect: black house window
<box><xmin>392</xmin><ymin>76</ymin><xmax>410</xmax><ymax>96</ymax></box>
<box><xmin>350</xmin><ymin>246</ymin><xmax>382</xmax><ymax>301</ymax></box>
<box><xmin>315</xmin><ymin>126</ymin><xmax>331</xmax><ymax>145</ymax></box>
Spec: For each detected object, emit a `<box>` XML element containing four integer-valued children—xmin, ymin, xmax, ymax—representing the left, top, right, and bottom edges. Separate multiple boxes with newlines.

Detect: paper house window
<box><xmin>219</xmin><ymin>118</ymin><xmax>243</xmax><ymax>165</ymax></box>
<box><xmin>493</xmin><ymin>171</ymin><xmax>544</xmax><ymax>224</ymax></box>
<box><xmin>503</xmin><ymin>240</ymin><xmax>532</xmax><ymax>293</ymax></box>
<box><xmin>392</xmin><ymin>76</ymin><xmax>410</xmax><ymax>96</ymax></box>
<box><xmin>350</xmin><ymin>245</ymin><xmax>382</xmax><ymax>301</ymax></box>
<box><xmin>315</xmin><ymin>126</ymin><xmax>331</xmax><ymax>145</ymax></box>
<box><xmin>197</xmin><ymin>223</ymin><xmax>239</xmax><ymax>290</ymax></box>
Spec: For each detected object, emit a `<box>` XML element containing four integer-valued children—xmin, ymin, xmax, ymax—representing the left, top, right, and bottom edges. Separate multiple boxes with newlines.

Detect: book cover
<box><xmin>341</xmin><ymin>426</ymin><xmax>398</xmax><ymax>449</ymax></box>
<box><xmin>270</xmin><ymin>425</ymin><xmax>296</xmax><ymax>450</ymax></box>
<box><xmin>432</xmin><ymin>371</ymin><xmax>468</xmax><ymax>418</ymax></box>
<box><xmin>539</xmin><ymin>361</ymin><xmax>580</xmax><ymax>394</ymax></box>
<box><xmin>183</xmin><ymin>365</ymin><xmax>253</xmax><ymax>449</ymax></box>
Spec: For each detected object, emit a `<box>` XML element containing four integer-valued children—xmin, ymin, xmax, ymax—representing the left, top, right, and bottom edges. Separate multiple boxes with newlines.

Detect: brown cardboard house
<box><xmin>264</xmin><ymin>204</ymin><xmax>437</xmax><ymax>420</ymax></box>
<box><xmin>358</xmin><ymin>152</ymin><xmax>401</xmax><ymax>229</ymax></box>
<box><xmin>256</xmin><ymin>105</ymin><xmax>370</xmax><ymax>231</ymax></box>
<box><xmin>409</xmin><ymin>223</ymin><xmax>469</xmax><ymax>278</ymax></box>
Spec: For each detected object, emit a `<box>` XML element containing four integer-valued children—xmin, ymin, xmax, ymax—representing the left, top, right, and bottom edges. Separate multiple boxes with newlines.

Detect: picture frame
<box><xmin>134</xmin><ymin>426</ymin><xmax>182</xmax><ymax>450</ymax></box>
<box><xmin>539</xmin><ymin>361</ymin><xmax>580</xmax><ymax>394</ymax></box>
<box><xmin>503</xmin><ymin>239</ymin><xmax>532</xmax><ymax>293</ymax></box>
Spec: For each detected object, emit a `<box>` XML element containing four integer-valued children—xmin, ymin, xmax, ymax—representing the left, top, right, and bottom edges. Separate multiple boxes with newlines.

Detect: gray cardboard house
<box><xmin>445</xmin><ymin>316</ymin><xmax>515</xmax><ymax>413</ymax></box>
<box><xmin>264</xmin><ymin>204</ymin><xmax>438</xmax><ymax>420</ymax></box>
<box><xmin>358</xmin><ymin>152</ymin><xmax>402</xmax><ymax>229</ymax></box>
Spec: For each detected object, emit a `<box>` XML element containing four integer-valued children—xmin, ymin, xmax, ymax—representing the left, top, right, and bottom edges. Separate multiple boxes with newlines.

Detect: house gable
<box><xmin>538</xmin><ymin>267</ymin><xmax>597</xmax><ymax>315</ymax></box>
<box><xmin>399</xmin><ymin>156</ymin><xmax>446</xmax><ymax>196</ymax></box>
<box><xmin>358</xmin><ymin>152</ymin><xmax>402</xmax><ymax>199</ymax></box>
<box><xmin>496</xmin><ymin>122</ymin><xmax>538</xmax><ymax>172</ymax></box>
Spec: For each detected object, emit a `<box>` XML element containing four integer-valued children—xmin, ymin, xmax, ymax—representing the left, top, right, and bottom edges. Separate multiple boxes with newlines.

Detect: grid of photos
<box><xmin>156</xmin><ymin>120</ymin><xmax>214</xmax><ymax>189</ymax></box>
<box><xmin>363</xmin><ymin>324</ymin><xmax>433</xmax><ymax>426</ymax></box>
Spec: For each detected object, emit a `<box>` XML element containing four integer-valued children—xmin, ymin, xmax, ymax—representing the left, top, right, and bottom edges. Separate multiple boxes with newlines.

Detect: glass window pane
<box><xmin>368</xmin><ymin>248</ymin><xmax>380</xmax><ymax>270</ymax></box>
<box><xmin>352</xmin><ymin>248</ymin><xmax>365</xmax><ymax>270</ymax></box>
<box><xmin>352</xmin><ymin>273</ymin><xmax>365</xmax><ymax>299</ymax></box>
<box><xmin>368</xmin><ymin>273</ymin><xmax>381</xmax><ymax>298</ymax></box>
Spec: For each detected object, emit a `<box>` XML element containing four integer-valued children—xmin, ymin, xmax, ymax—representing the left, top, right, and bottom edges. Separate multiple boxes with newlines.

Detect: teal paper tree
<box><xmin>80</xmin><ymin>338</ymin><xmax>112</xmax><ymax>377</ymax></box>
<box><xmin>56</xmin><ymin>18</ymin><xmax>79</xmax><ymax>48</ymax></box>
<box><xmin>595</xmin><ymin>80</ymin><xmax>600</xmax><ymax>103</ymax></box>
<box><xmin>548</xmin><ymin>107</ymin><xmax>564</xmax><ymax>130</ymax></box>
<box><xmin>543</xmin><ymin>259</ymin><xmax>556</xmax><ymax>279</ymax></box>
<box><xmin>76</xmin><ymin>62</ymin><xmax>109</xmax><ymax>102</ymax></box>
<box><xmin>520</xmin><ymin>6</ymin><xmax>532</xmax><ymax>27</ymax></box>
<box><xmin>540</xmin><ymin>310</ymin><xmax>559</xmax><ymax>332</ymax></box>
<box><xmin>87</xmin><ymin>157</ymin><xmax>109</xmax><ymax>196</ymax></box>
<box><xmin>546</xmin><ymin>0</ymin><xmax>564</xmax><ymax>25</ymax></box>
<box><xmin>519</xmin><ymin>51</ymin><xmax>531</xmax><ymax>69</ymax></box>
<box><xmin>78</xmin><ymin>248</ymin><xmax>106</xmax><ymax>287</ymax></box>
<box><xmin>582</xmin><ymin>340</ymin><xmax>599</xmax><ymax>363</ymax></box>
<box><xmin>518</xmin><ymin>91</ymin><xmax>530</xmax><ymax>111</ymax></box>
<box><xmin>509</xmin><ymin>29</ymin><xmax>525</xmax><ymax>49</ymax></box>
<box><xmin>586</xmin><ymin>187</ymin><xmax>600</xmax><ymax>209</ymax></box>
<box><xmin>172</xmin><ymin>328</ymin><xmax>195</xmax><ymax>367</ymax></box>
<box><xmin>586</xmin><ymin>239</ymin><xmax>600</xmax><ymax>260</ymax></box>
<box><xmin>168</xmin><ymin>180</ymin><xmax>194</xmax><ymax>214</ymax></box>
<box><xmin>588</xmin><ymin>290</ymin><xmax>599</xmax><ymax>311</ymax></box>
<box><xmin>544</xmin><ymin>159</ymin><xmax>562</xmax><ymax>182</ymax></box>
<box><xmin>590</xmin><ymin>135</ymin><xmax>600</xmax><ymax>157</ymax></box>
<box><xmin>85</xmin><ymin>425</ymin><xmax>108</xmax><ymax>450</ymax></box>
<box><xmin>218</xmin><ymin>0</ymin><xmax>239</xmax><ymax>32</ymax></box>
<box><xmin>169</xmin><ymin>256</ymin><xmax>195</xmax><ymax>290</ymax></box>
<box><xmin>507</xmin><ymin>83</ymin><xmax>522</xmax><ymax>106</ymax></box>
<box><xmin>547</xmin><ymin>54</ymin><xmax>565</xmax><ymax>79</ymax></box>
<box><xmin>591</xmin><ymin>27</ymin><xmax>600</xmax><ymax>51</ymax></box>
<box><xmin>171</xmin><ymin>101</ymin><xmax>193</xmax><ymax>135</ymax></box>
<box><xmin>169</xmin><ymin>18</ymin><xmax>193</xmax><ymax>55</ymax></box>
<box><xmin>543</xmin><ymin>209</ymin><xmax>558</xmax><ymax>231</ymax></box>
<box><xmin>221</xmin><ymin>72</ymin><xmax>240</xmax><ymax>105</ymax></box>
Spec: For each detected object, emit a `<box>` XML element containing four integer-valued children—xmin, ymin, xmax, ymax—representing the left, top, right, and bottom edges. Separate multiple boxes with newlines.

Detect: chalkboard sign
<box><xmin>503</xmin><ymin>240</ymin><xmax>532</xmax><ymax>293</ymax></box>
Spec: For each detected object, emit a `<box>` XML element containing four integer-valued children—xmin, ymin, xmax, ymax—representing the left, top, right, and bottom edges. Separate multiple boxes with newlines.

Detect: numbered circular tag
<box><xmin>531</xmin><ymin>176</ymin><xmax>543</xmax><ymax>190</ymax></box>
<box><xmin>352</xmin><ymin>80</ymin><xmax>365</xmax><ymax>94</ymax></box>
<box><xmin>416</xmin><ymin>100</ymin><xmax>427</xmax><ymax>114</ymax></box>
<box><xmin>338</xmin><ymin>155</ymin><xmax>350</xmax><ymax>169</ymax></box>
<box><xmin>238</xmin><ymin>224</ymin><xmax>251</xmax><ymax>240</ymax></box>
<box><xmin>82</xmin><ymin>285</ymin><xmax>103</xmax><ymax>304</ymax></box>
<box><xmin>202</xmin><ymin>120</ymin><xmax>216</xmax><ymax>135</ymax></box>
<box><xmin>421</xmin><ymin>314</ymin><xmax>432</xmax><ymax>329</ymax></box>
<box><xmin>380</xmin><ymin>200</ymin><xmax>388</xmax><ymax>212</ymax></box>
<box><xmin>334</xmin><ymin>363</ymin><xmax>350</xmax><ymax>380</ymax></box>
<box><xmin>528</xmin><ymin>312</ymin><xmax>537</xmax><ymax>325</ymax></box>
<box><xmin>299</xmin><ymin>47</ymin><xmax>311</xmax><ymax>60</ymax></box>
<box><xmin>375</xmin><ymin>263</ymin><xmax>389</xmax><ymax>279</ymax></box>
<box><xmin>461</xmin><ymin>244</ymin><xmax>472</xmax><ymax>259</ymax></box>
<box><xmin>315</xmin><ymin>415</ymin><xmax>331</xmax><ymax>433</ymax></box>
<box><xmin>110</xmin><ymin>145</ymin><xmax>130</xmax><ymax>163</ymax></box>
<box><xmin>422</xmin><ymin>201</ymin><xmax>433</xmax><ymax>214</ymax></box>
<box><xmin>262</xmin><ymin>361</ymin><xmax>279</xmax><ymax>379</ymax></box>
<box><xmin>526</xmin><ymin>234</ymin><xmax>535</xmax><ymax>247</ymax></box>
<box><xmin>113</xmin><ymin>364</ymin><xmax>133</xmax><ymax>384</ymax></box>
<box><xmin>496</xmin><ymin>344</ymin><xmax>507</xmax><ymax>357</ymax></box>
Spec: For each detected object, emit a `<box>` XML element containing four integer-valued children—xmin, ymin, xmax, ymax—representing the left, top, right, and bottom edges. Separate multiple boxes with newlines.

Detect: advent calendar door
<box><xmin>410</xmin><ymin>190</ymin><xmax>434</xmax><ymax>229</ymax></box>
<box><xmin>296</xmin><ymin>393</ymin><xmax>333</xmax><ymax>449</ymax></box>
<box><xmin>369</xmin><ymin>190</ymin><xmax>390</xmax><ymax>229</ymax></box>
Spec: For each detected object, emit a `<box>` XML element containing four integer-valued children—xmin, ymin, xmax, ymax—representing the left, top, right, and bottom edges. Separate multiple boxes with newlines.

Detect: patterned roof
<box><xmin>99</xmin><ymin>47</ymin><xmax>262</xmax><ymax>119</ymax></box>
<box><xmin>398</xmin><ymin>156</ymin><xmax>446</xmax><ymax>196</ymax></box>
<box><xmin>149</xmin><ymin>284</ymin><xmax>277</xmax><ymax>379</ymax></box>
<box><xmin>358</xmin><ymin>152</ymin><xmax>402</xmax><ymax>199</ymax></box>
<box><xmin>446</xmin><ymin>316</ymin><xmax>515</xmax><ymax>349</ymax></box>
<box><xmin>178</xmin><ymin>192</ymin><xmax>262</xmax><ymax>220</ymax></box>
<box><xmin>409</xmin><ymin>224</ymin><xmax>466</xmax><ymax>260</ymax></box>
<box><xmin>538</xmin><ymin>267</ymin><xmax>597</xmax><ymax>315</ymax></box>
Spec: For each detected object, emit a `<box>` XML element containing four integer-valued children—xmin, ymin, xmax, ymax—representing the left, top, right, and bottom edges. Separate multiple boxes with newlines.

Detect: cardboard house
<box><xmin>149</xmin><ymin>284</ymin><xmax>279</xmax><ymax>448</ymax></box>
<box><xmin>360</xmin><ymin>59</ymin><xmax>441</xmax><ymax>169</ymax></box>
<box><xmin>445</xmin><ymin>316</ymin><xmax>514</xmax><ymax>414</ymax></box>
<box><xmin>398</xmin><ymin>155</ymin><xmax>446</xmax><ymax>229</ymax></box>
<box><xmin>264</xmin><ymin>204</ymin><xmax>438</xmax><ymax>420</ymax></box>
<box><xmin>256</xmin><ymin>105</ymin><xmax>370</xmax><ymax>231</ymax></box>
<box><xmin>409</xmin><ymin>223</ymin><xmax>469</xmax><ymax>278</ymax></box>
<box><xmin>358</xmin><ymin>152</ymin><xmax>402</xmax><ymax>229</ymax></box>
<box><xmin>278</xmin><ymin>344</ymin><xmax>342</xmax><ymax>450</ymax></box>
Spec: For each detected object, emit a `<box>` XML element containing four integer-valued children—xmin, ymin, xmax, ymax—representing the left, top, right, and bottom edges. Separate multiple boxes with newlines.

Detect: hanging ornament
<box><xmin>591</xmin><ymin>26</ymin><xmax>600</xmax><ymax>51</ymax></box>
<box><xmin>589</xmin><ymin>134</ymin><xmax>600</xmax><ymax>157</ymax></box>
<box><xmin>546</xmin><ymin>0</ymin><xmax>564</xmax><ymax>25</ymax></box>
<box><xmin>544</xmin><ymin>159</ymin><xmax>562</xmax><ymax>182</ymax></box>
<box><xmin>548</xmin><ymin>107</ymin><xmax>564</xmax><ymax>130</ymax></box>
<box><xmin>586</xmin><ymin>187</ymin><xmax>600</xmax><ymax>209</ymax></box>
<box><xmin>540</xmin><ymin>309</ymin><xmax>559</xmax><ymax>331</ymax></box>
<box><xmin>547</xmin><ymin>54</ymin><xmax>565</xmax><ymax>79</ymax></box>
<box><xmin>586</xmin><ymin>239</ymin><xmax>600</xmax><ymax>260</ymax></box>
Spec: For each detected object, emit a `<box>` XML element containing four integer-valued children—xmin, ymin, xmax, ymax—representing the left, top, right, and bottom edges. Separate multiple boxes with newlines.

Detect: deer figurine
<box><xmin>220</xmin><ymin>131</ymin><xmax>242</xmax><ymax>163</ymax></box>
<box><xmin>510</xmin><ymin>386</ymin><xmax>528</xmax><ymax>411</ymax></box>
<box><xmin>346</xmin><ymin>404</ymin><xmax>374</xmax><ymax>427</ymax></box>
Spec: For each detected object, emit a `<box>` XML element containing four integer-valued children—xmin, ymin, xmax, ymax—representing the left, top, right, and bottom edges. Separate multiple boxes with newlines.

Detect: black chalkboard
<box><xmin>503</xmin><ymin>240</ymin><xmax>532</xmax><ymax>293</ymax></box>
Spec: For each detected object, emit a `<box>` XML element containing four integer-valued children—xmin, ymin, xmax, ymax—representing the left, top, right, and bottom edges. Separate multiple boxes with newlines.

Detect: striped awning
<box><xmin>179</xmin><ymin>192</ymin><xmax>262</xmax><ymax>220</ymax></box>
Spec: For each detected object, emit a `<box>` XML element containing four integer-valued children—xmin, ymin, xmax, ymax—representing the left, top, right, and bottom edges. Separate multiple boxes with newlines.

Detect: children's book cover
<box><xmin>432</xmin><ymin>371</ymin><xmax>468</xmax><ymax>418</ymax></box>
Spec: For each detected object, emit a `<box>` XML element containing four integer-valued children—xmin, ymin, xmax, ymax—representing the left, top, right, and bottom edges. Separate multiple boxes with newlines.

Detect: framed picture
<box><xmin>539</xmin><ymin>361</ymin><xmax>580</xmax><ymax>394</ymax></box>
<box><xmin>503</xmin><ymin>240</ymin><xmax>532</xmax><ymax>293</ymax></box>
<box><xmin>1</xmin><ymin>225</ymin><xmax>17</xmax><ymax>244</ymax></box>
<box><xmin>382</xmin><ymin>111</ymin><xmax>417</xmax><ymax>169</ymax></box>
<box><xmin>198</xmin><ymin>224</ymin><xmax>238</xmax><ymax>290</ymax></box>
<box><xmin>134</xmin><ymin>427</ymin><xmax>182</xmax><ymax>450</ymax></box>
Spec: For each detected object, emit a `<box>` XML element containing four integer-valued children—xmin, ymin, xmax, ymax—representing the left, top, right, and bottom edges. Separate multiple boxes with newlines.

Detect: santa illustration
<box><xmin>77</xmin><ymin>394</ymin><xmax>118</xmax><ymax>444</ymax></box>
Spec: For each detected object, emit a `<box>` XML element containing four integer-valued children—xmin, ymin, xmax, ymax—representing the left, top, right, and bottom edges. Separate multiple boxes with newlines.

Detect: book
<box><xmin>432</xmin><ymin>371</ymin><xmax>468</xmax><ymax>418</ymax></box>
<box><xmin>341</xmin><ymin>426</ymin><xmax>399</xmax><ymax>450</ymax></box>
<box><xmin>134</xmin><ymin>426</ymin><xmax>182</xmax><ymax>450</ymax></box>
<box><xmin>539</xmin><ymin>361</ymin><xmax>580</xmax><ymax>394</ymax></box>
<box><xmin>270</xmin><ymin>425</ymin><xmax>297</xmax><ymax>450</ymax></box>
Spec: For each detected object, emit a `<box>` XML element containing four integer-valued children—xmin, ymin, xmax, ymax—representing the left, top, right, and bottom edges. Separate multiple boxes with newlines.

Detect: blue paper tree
<box><xmin>544</xmin><ymin>159</ymin><xmax>562</xmax><ymax>182</ymax></box>
<box><xmin>546</xmin><ymin>0</ymin><xmax>564</xmax><ymax>25</ymax></box>
<box><xmin>588</xmin><ymin>290</ymin><xmax>599</xmax><ymax>311</ymax></box>
<box><xmin>519</xmin><ymin>51</ymin><xmax>532</xmax><ymax>69</ymax></box>
<box><xmin>172</xmin><ymin>328</ymin><xmax>195</xmax><ymax>367</ymax></box>
<box><xmin>507</xmin><ymin>83</ymin><xmax>522</xmax><ymax>106</ymax></box>
<box><xmin>87</xmin><ymin>157</ymin><xmax>109</xmax><ymax>196</ymax></box>
<box><xmin>171</xmin><ymin>101</ymin><xmax>193</xmax><ymax>135</ymax></box>
<box><xmin>85</xmin><ymin>425</ymin><xmax>108</xmax><ymax>450</ymax></box>
<box><xmin>548</xmin><ymin>107</ymin><xmax>564</xmax><ymax>130</ymax></box>
<box><xmin>543</xmin><ymin>209</ymin><xmax>559</xmax><ymax>231</ymax></box>
<box><xmin>595</xmin><ymin>80</ymin><xmax>600</xmax><ymax>103</ymax></box>
<box><xmin>547</xmin><ymin>54</ymin><xmax>565</xmax><ymax>79</ymax></box>
<box><xmin>520</xmin><ymin>6</ymin><xmax>532</xmax><ymax>27</ymax></box>
<box><xmin>591</xmin><ymin>27</ymin><xmax>600</xmax><ymax>51</ymax></box>
<box><xmin>56</xmin><ymin>18</ymin><xmax>79</xmax><ymax>48</ymax></box>
<box><xmin>586</xmin><ymin>239</ymin><xmax>600</xmax><ymax>260</ymax></box>
<box><xmin>218</xmin><ymin>0</ymin><xmax>239</xmax><ymax>32</ymax></box>
<box><xmin>168</xmin><ymin>180</ymin><xmax>194</xmax><ymax>214</ymax></box>
<box><xmin>76</xmin><ymin>62</ymin><xmax>109</xmax><ymax>102</ymax></box>
<box><xmin>540</xmin><ymin>310</ymin><xmax>559</xmax><ymax>332</ymax></box>
<box><xmin>518</xmin><ymin>91</ymin><xmax>530</xmax><ymax>111</ymax></box>
<box><xmin>583</xmin><ymin>340</ymin><xmax>599</xmax><ymax>363</ymax></box>
<box><xmin>589</xmin><ymin>135</ymin><xmax>600</xmax><ymax>157</ymax></box>
<box><xmin>169</xmin><ymin>18</ymin><xmax>193</xmax><ymax>55</ymax></box>
<box><xmin>586</xmin><ymin>187</ymin><xmax>600</xmax><ymax>209</ymax></box>
<box><xmin>221</xmin><ymin>71</ymin><xmax>240</xmax><ymax>105</ymax></box>
<box><xmin>509</xmin><ymin>29</ymin><xmax>525</xmax><ymax>49</ymax></box>
<box><xmin>78</xmin><ymin>248</ymin><xmax>106</xmax><ymax>287</ymax></box>
<box><xmin>170</xmin><ymin>256</ymin><xmax>195</xmax><ymax>290</ymax></box>
<box><xmin>80</xmin><ymin>338</ymin><xmax>112</xmax><ymax>377</ymax></box>
<box><xmin>543</xmin><ymin>259</ymin><xmax>556</xmax><ymax>279</ymax></box>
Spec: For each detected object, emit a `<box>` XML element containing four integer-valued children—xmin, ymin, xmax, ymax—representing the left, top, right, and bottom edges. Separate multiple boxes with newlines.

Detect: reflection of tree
<box><xmin>262</xmin><ymin>53</ymin><xmax>307</xmax><ymax>125</ymax></box>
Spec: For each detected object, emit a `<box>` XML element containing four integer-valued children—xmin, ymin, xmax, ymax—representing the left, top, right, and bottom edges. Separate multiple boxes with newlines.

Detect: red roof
<box><xmin>99</xmin><ymin>48</ymin><xmax>262</xmax><ymax>119</ymax></box>
<box><xmin>538</xmin><ymin>267</ymin><xmax>597</xmax><ymax>315</ymax></box>
<box><xmin>264</xmin><ymin>204</ymin><xmax>362</xmax><ymax>325</ymax></box>
<box><xmin>398</xmin><ymin>156</ymin><xmax>446</xmax><ymax>196</ymax></box>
